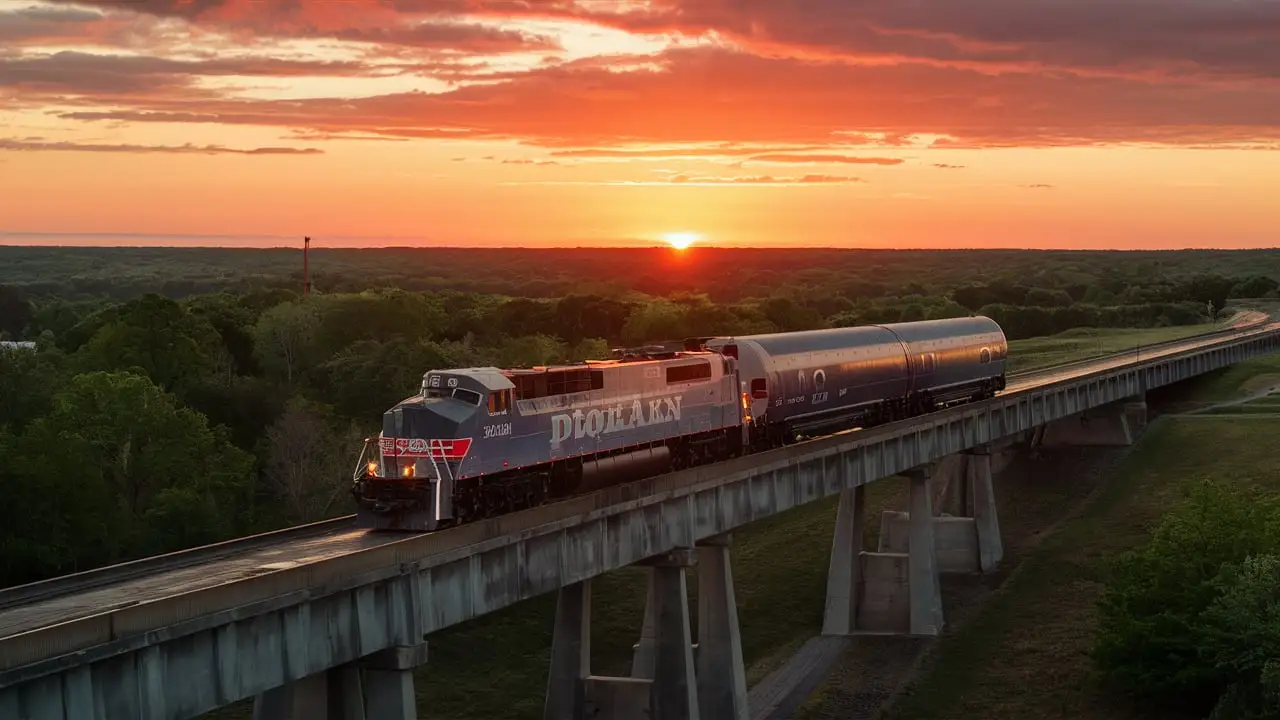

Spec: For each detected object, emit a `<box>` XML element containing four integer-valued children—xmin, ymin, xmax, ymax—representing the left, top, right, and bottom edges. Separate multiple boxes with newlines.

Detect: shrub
<box><xmin>1093</xmin><ymin>481</ymin><xmax>1280</xmax><ymax>714</ymax></box>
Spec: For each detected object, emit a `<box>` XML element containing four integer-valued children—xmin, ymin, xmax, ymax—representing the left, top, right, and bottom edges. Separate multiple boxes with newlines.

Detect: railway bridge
<box><xmin>2</xmin><ymin>319</ymin><xmax>1279</xmax><ymax>720</ymax></box>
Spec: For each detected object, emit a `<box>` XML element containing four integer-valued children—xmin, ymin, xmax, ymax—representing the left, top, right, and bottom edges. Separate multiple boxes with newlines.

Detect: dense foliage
<box><xmin>0</xmin><ymin>247</ymin><xmax>1275</xmax><ymax>588</ymax></box>
<box><xmin>1094</xmin><ymin>481</ymin><xmax>1280</xmax><ymax>718</ymax></box>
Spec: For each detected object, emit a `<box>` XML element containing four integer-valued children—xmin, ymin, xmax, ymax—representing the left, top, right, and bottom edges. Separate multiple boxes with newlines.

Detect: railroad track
<box><xmin>0</xmin><ymin>312</ymin><xmax>1270</xmax><ymax>662</ymax></box>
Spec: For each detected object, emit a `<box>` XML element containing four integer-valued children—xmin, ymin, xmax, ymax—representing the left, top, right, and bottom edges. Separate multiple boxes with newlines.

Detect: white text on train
<box><xmin>550</xmin><ymin>396</ymin><xmax>683</xmax><ymax>447</ymax></box>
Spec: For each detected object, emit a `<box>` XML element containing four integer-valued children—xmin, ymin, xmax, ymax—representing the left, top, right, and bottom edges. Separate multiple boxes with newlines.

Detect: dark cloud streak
<box><xmin>0</xmin><ymin>138</ymin><xmax>323</xmax><ymax>154</ymax></box>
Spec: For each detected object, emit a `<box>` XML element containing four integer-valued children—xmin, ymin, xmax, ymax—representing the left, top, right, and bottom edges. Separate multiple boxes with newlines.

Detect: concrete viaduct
<box><xmin>2</xmin><ymin>320</ymin><xmax>1278</xmax><ymax>720</ymax></box>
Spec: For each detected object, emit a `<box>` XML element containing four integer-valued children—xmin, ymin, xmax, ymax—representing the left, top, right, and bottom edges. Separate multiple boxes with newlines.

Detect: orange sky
<box><xmin>2</xmin><ymin>0</ymin><xmax>1279</xmax><ymax>249</ymax></box>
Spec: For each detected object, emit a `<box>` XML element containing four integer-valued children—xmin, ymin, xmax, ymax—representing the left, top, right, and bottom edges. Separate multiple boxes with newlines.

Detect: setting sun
<box><xmin>662</xmin><ymin>232</ymin><xmax>702</xmax><ymax>250</ymax></box>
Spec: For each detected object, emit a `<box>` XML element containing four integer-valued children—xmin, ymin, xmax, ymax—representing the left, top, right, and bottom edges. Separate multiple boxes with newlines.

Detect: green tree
<box><xmin>1201</xmin><ymin>554</ymin><xmax>1280</xmax><ymax>718</ymax></box>
<box><xmin>1</xmin><ymin>372</ymin><xmax>255</xmax><ymax>583</ymax></box>
<box><xmin>253</xmin><ymin>300</ymin><xmax>321</xmax><ymax>383</ymax></box>
<box><xmin>1093</xmin><ymin>481</ymin><xmax>1280</xmax><ymax>713</ymax></box>
<box><xmin>0</xmin><ymin>285</ymin><xmax>34</xmax><ymax>339</ymax></box>
<box><xmin>263</xmin><ymin>397</ymin><xmax>362</xmax><ymax>525</ymax></box>
<box><xmin>73</xmin><ymin>294</ymin><xmax>218</xmax><ymax>392</ymax></box>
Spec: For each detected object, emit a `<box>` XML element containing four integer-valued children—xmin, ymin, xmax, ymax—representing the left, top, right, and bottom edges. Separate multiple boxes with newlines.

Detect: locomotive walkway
<box><xmin>2</xmin><ymin>316</ymin><xmax>1279</xmax><ymax>720</ymax></box>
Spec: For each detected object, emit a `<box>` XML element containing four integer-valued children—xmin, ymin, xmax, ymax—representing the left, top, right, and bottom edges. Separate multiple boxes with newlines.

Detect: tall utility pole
<box><xmin>303</xmin><ymin>236</ymin><xmax>311</xmax><ymax>297</ymax></box>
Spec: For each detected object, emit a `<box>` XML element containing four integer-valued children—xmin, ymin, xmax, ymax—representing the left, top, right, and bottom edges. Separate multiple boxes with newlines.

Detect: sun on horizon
<box><xmin>662</xmin><ymin>232</ymin><xmax>702</xmax><ymax>251</ymax></box>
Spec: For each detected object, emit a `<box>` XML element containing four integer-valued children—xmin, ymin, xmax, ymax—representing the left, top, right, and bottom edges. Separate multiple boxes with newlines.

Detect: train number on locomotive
<box><xmin>483</xmin><ymin>422</ymin><xmax>513</xmax><ymax>439</ymax></box>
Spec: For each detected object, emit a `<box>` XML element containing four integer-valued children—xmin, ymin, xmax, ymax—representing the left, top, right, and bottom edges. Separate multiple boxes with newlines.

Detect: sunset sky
<box><xmin>2</xmin><ymin>0</ymin><xmax>1279</xmax><ymax>249</ymax></box>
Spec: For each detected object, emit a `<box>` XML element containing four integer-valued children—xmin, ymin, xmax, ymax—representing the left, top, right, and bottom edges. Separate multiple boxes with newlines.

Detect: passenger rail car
<box><xmin>352</xmin><ymin>317</ymin><xmax>1008</xmax><ymax>532</ymax></box>
<box><xmin>704</xmin><ymin>316</ymin><xmax>1007</xmax><ymax>444</ymax></box>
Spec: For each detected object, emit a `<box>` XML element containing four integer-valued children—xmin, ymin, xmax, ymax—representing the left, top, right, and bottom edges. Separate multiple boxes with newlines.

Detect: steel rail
<box><xmin>0</xmin><ymin>516</ymin><xmax>357</xmax><ymax>612</ymax></box>
<box><xmin>0</xmin><ymin>320</ymin><xmax>1276</xmax><ymax>682</ymax></box>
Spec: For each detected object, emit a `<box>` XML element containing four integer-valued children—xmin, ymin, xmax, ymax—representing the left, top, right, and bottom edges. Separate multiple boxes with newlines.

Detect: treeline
<box><xmin>1094</xmin><ymin>481</ymin><xmax>1280</xmax><ymax>718</ymax></box>
<box><xmin>0</xmin><ymin>258</ymin><xmax>1272</xmax><ymax>587</ymax></box>
<box><xmin>5</xmin><ymin>246</ymin><xmax>1280</xmax><ymax>305</ymax></box>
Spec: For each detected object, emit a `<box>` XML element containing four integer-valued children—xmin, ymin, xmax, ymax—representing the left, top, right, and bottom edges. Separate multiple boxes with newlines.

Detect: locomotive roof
<box><xmin>423</xmin><ymin>367</ymin><xmax>515</xmax><ymax>391</ymax></box>
<box><xmin>500</xmin><ymin>351</ymin><xmax>716</xmax><ymax>375</ymax></box>
<box><xmin>423</xmin><ymin>351</ymin><xmax>718</xmax><ymax>393</ymax></box>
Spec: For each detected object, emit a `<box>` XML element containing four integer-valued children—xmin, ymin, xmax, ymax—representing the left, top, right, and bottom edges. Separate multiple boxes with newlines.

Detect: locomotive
<box><xmin>351</xmin><ymin>316</ymin><xmax>1008</xmax><ymax>531</ymax></box>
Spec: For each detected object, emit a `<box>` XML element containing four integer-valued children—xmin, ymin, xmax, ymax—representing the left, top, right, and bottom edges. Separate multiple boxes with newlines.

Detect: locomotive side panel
<box><xmin>444</xmin><ymin>355</ymin><xmax>739</xmax><ymax>479</ymax></box>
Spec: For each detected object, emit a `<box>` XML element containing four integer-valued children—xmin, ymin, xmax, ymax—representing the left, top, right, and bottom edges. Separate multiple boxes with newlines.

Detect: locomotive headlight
<box><xmin>402</xmin><ymin>463</ymin><xmax>416</xmax><ymax>478</ymax></box>
<box><xmin>367</xmin><ymin>460</ymin><xmax>379</xmax><ymax>477</ymax></box>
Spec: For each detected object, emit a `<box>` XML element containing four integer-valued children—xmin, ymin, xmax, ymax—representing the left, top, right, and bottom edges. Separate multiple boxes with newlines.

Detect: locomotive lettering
<box><xmin>483</xmin><ymin>423</ymin><xmax>512</xmax><ymax>439</ymax></box>
<box><xmin>550</xmin><ymin>395</ymin><xmax>684</xmax><ymax>447</ymax></box>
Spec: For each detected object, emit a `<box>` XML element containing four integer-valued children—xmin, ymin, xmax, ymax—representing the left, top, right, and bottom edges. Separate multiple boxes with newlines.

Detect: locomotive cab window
<box><xmin>451</xmin><ymin>387</ymin><xmax>482</xmax><ymax>405</ymax></box>
<box><xmin>488</xmin><ymin>389</ymin><xmax>512</xmax><ymax>414</ymax></box>
<box><xmin>666</xmin><ymin>361</ymin><xmax>712</xmax><ymax>384</ymax></box>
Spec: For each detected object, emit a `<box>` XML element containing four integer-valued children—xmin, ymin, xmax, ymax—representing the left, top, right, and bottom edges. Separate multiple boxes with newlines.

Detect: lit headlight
<box><xmin>367</xmin><ymin>460</ymin><xmax>379</xmax><ymax>477</ymax></box>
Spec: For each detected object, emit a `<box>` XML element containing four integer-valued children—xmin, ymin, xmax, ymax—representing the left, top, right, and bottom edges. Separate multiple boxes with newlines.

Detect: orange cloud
<box><xmin>0</xmin><ymin>138</ymin><xmax>323</xmax><ymax>155</ymax></box>
<box><xmin>746</xmin><ymin>154</ymin><xmax>905</xmax><ymax>165</ymax></box>
<box><xmin>47</xmin><ymin>47</ymin><xmax>1280</xmax><ymax>148</ymax></box>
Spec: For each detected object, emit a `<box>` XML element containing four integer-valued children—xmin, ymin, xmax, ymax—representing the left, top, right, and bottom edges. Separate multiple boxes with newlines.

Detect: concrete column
<box><xmin>649</xmin><ymin>550</ymin><xmax>701</xmax><ymax>720</ymax></box>
<box><xmin>631</xmin><ymin>569</ymin><xmax>657</xmax><ymax>679</ymax></box>
<box><xmin>821</xmin><ymin>486</ymin><xmax>866</xmax><ymax>636</ymax></box>
<box><xmin>545</xmin><ymin>580</ymin><xmax>592</xmax><ymax>720</ymax></box>
<box><xmin>363</xmin><ymin>645</ymin><xmax>429</xmax><ymax>720</ymax></box>
<box><xmin>695</xmin><ymin>535</ymin><xmax>748</xmax><ymax>720</ymax></box>
<box><xmin>252</xmin><ymin>665</ymin><xmax>366</xmax><ymax>720</ymax></box>
<box><xmin>907</xmin><ymin>470</ymin><xmax>944</xmax><ymax>636</ymax></box>
<box><xmin>1124</xmin><ymin>393</ymin><xmax>1148</xmax><ymax>435</ymax></box>
<box><xmin>965</xmin><ymin>447</ymin><xmax>1003</xmax><ymax>574</ymax></box>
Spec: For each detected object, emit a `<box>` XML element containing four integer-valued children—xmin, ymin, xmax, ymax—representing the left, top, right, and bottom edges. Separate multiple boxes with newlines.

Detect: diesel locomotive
<box><xmin>351</xmin><ymin>316</ymin><xmax>1008</xmax><ymax>531</ymax></box>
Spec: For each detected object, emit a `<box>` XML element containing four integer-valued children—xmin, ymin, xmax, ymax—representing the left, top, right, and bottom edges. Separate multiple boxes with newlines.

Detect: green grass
<box><xmin>1183</xmin><ymin>354</ymin><xmax>1280</xmax><ymax>402</ymax></box>
<box><xmin>881</xmin><ymin>416</ymin><xmax>1280</xmax><ymax>720</ymax></box>
<box><xmin>1005</xmin><ymin>322</ymin><xmax>1225</xmax><ymax>374</ymax></box>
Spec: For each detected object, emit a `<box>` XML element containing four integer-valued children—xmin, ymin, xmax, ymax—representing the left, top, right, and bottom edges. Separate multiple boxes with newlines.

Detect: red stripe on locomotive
<box><xmin>378</xmin><ymin>437</ymin><xmax>473</xmax><ymax>460</ymax></box>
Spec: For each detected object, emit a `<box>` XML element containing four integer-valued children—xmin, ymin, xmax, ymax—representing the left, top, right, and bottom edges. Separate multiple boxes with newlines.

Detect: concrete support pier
<box><xmin>549</xmin><ymin>551</ymin><xmax>709</xmax><ymax>720</ymax></box>
<box><xmin>822</xmin><ymin>470</ymin><xmax>945</xmax><ymax>636</ymax></box>
<box><xmin>545</xmin><ymin>581</ymin><xmax>593</xmax><ymax>720</ymax></box>
<box><xmin>821</xmin><ymin>486</ymin><xmax>867</xmax><ymax>636</ymax></box>
<box><xmin>649</xmin><ymin>550</ymin><xmax>701</xmax><ymax>720</ymax></box>
<box><xmin>880</xmin><ymin>447</ymin><xmax>1004</xmax><ymax>574</ymax></box>
<box><xmin>251</xmin><ymin>643</ymin><xmax>428</xmax><ymax>720</ymax></box>
<box><xmin>695</xmin><ymin>535</ymin><xmax>749</xmax><ymax>720</ymax></box>
<box><xmin>906</xmin><ymin>468</ymin><xmax>945</xmax><ymax>636</ymax></box>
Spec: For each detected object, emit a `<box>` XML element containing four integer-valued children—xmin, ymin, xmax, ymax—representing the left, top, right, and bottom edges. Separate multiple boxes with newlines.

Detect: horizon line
<box><xmin>2</xmin><ymin>232</ymin><xmax>1278</xmax><ymax>253</ymax></box>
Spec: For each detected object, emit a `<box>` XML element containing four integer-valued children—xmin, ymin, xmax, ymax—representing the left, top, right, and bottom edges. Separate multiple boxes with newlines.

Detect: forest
<box><xmin>1</xmin><ymin>246</ymin><xmax>1277</xmax><ymax>589</ymax></box>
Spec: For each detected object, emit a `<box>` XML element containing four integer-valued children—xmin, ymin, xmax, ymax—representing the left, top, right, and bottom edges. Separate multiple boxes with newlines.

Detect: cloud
<box><xmin>0</xmin><ymin>5</ymin><xmax>106</xmax><ymax>45</ymax></box>
<box><xmin>443</xmin><ymin>0</ymin><xmax>1280</xmax><ymax>82</ymax></box>
<box><xmin>667</xmin><ymin>173</ymin><xmax>864</xmax><ymax>185</ymax></box>
<box><xmin>0</xmin><ymin>139</ymin><xmax>322</xmax><ymax>155</ymax></box>
<box><xmin>0</xmin><ymin>50</ymin><xmax>369</xmax><ymax>98</ymax></box>
<box><xmin>746</xmin><ymin>154</ymin><xmax>904</xmax><ymax>165</ymax></box>
<box><xmin>932</xmin><ymin>163</ymin><xmax>966</xmax><ymax>169</ymax></box>
<box><xmin>1021</xmin><ymin>183</ymin><xmax>1055</xmax><ymax>189</ymax></box>
<box><xmin>7</xmin><ymin>1</ymin><xmax>1280</xmax><ymax>153</ymax></box>
<box><xmin>49</xmin><ymin>47</ymin><xmax>1280</xmax><ymax>148</ymax></box>
<box><xmin>331</xmin><ymin>21</ymin><xmax>561</xmax><ymax>52</ymax></box>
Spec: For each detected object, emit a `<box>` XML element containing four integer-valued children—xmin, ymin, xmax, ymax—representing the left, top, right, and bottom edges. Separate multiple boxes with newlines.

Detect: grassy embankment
<box><xmin>204</xmin><ymin>321</ymin><xmax>1248</xmax><ymax>720</ymax></box>
<box><xmin>856</xmin><ymin>353</ymin><xmax>1280</xmax><ymax>720</ymax></box>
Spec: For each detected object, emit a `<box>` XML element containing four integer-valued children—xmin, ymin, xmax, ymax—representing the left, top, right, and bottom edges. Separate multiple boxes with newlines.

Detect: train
<box><xmin>351</xmin><ymin>316</ymin><xmax>1008</xmax><ymax>531</ymax></box>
